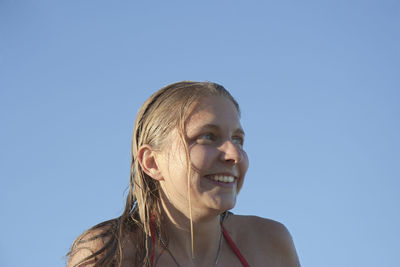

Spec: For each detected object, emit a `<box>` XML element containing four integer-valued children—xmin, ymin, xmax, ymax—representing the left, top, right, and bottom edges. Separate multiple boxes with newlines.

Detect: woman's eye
<box><xmin>232</xmin><ymin>136</ymin><xmax>244</xmax><ymax>147</ymax></box>
<box><xmin>198</xmin><ymin>133</ymin><xmax>215</xmax><ymax>142</ymax></box>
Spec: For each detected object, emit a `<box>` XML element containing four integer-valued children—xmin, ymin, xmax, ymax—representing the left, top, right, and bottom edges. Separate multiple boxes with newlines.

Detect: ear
<box><xmin>137</xmin><ymin>144</ymin><xmax>164</xmax><ymax>181</ymax></box>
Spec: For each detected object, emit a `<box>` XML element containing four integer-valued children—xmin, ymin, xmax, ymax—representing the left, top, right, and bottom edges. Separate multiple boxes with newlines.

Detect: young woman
<box><xmin>67</xmin><ymin>81</ymin><xmax>300</xmax><ymax>267</ymax></box>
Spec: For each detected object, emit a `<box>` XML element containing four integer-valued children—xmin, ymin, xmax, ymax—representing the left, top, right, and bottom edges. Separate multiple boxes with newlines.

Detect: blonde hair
<box><xmin>67</xmin><ymin>81</ymin><xmax>239</xmax><ymax>267</ymax></box>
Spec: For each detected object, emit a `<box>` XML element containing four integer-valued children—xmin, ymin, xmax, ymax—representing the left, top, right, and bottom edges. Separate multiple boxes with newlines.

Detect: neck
<box><xmin>159</xmin><ymin>194</ymin><xmax>223</xmax><ymax>265</ymax></box>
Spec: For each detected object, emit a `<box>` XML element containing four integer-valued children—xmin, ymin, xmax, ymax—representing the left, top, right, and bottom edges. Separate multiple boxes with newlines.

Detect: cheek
<box><xmin>158</xmin><ymin>143</ymin><xmax>188</xmax><ymax>184</ymax></box>
<box><xmin>237</xmin><ymin>150</ymin><xmax>249</xmax><ymax>192</ymax></box>
<box><xmin>164</xmin><ymin>139</ymin><xmax>188</xmax><ymax>171</ymax></box>
<box><xmin>189</xmin><ymin>145</ymin><xmax>216</xmax><ymax>173</ymax></box>
<box><xmin>241</xmin><ymin>150</ymin><xmax>249</xmax><ymax>172</ymax></box>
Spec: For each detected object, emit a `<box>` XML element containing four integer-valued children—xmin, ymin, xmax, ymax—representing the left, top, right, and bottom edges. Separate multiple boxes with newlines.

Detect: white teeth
<box><xmin>209</xmin><ymin>175</ymin><xmax>235</xmax><ymax>183</ymax></box>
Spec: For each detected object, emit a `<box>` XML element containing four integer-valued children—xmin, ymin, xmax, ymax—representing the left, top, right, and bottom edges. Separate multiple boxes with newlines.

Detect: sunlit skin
<box><xmin>68</xmin><ymin>95</ymin><xmax>301</xmax><ymax>267</ymax></box>
<box><xmin>136</xmin><ymin>96</ymin><xmax>300</xmax><ymax>266</ymax></box>
<box><xmin>155</xmin><ymin>95</ymin><xmax>249</xmax><ymax>220</ymax></box>
<box><xmin>137</xmin><ymin>96</ymin><xmax>249</xmax><ymax>265</ymax></box>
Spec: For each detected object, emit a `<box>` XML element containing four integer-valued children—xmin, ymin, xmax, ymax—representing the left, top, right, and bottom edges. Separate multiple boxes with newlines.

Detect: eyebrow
<box><xmin>188</xmin><ymin>123</ymin><xmax>245</xmax><ymax>136</ymax></box>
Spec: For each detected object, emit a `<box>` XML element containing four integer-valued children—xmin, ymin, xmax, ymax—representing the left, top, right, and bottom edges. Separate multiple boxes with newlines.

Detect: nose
<box><xmin>219</xmin><ymin>140</ymin><xmax>243</xmax><ymax>164</ymax></box>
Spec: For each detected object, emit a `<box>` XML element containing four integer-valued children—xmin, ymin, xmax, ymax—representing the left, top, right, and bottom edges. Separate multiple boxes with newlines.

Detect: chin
<box><xmin>207</xmin><ymin>195</ymin><xmax>237</xmax><ymax>212</ymax></box>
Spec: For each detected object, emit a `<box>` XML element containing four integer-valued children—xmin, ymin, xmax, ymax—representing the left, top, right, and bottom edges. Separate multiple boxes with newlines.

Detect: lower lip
<box><xmin>204</xmin><ymin>176</ymin><xmax>237</xmax><ymax>188</ymax></box>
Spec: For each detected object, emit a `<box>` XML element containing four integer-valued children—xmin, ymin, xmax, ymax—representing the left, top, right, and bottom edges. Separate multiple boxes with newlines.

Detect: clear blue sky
<box><xmin>1</xmin><ymin>1</ymin><xmax>399</xmax><ymax>266</ymax></box>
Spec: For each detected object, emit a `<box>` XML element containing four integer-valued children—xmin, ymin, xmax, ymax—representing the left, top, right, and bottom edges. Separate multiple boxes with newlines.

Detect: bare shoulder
<box><xmin>67</xmin><ymin>220</ymin><xmax>117</xmax><ymax>267</ymax></box>
<box><xmin>228</xmin><ymin>214</ymin><xmax>288</xmax><ymax>234</ymax></box>
<box><xmin>225</xmin><ymin>214</ymin><xmax>301</xmax><ymax>267</ymax></box>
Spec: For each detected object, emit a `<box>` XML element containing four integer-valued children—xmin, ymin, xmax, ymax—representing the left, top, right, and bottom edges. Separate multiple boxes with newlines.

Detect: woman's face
<box><xmin>155</xmin><ymin>95</ymin><xmax>249</xmax><ymax>216</ymax></box>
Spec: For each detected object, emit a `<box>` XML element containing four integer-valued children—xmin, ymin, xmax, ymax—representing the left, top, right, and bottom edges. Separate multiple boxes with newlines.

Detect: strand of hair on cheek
<box><xmin>187</xmin><ymin>164</ymin><xmax>194</xmax><ymax>259</ymax></box>
<box><xmin>179</xmin><ymin>106</ymin><xmax>195</xmax><ymax>259</ymax></box>
<box><xmin>180</xmin><ymin>127</ymin><xmax>195</xmax><ymax>259</ymax></box>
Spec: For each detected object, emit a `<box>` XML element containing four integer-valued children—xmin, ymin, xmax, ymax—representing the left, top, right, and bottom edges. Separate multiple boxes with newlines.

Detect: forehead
<box><xmin>185</xmin><ymin>96</ymin><xmax>242</xmax><ymax>133</ymax></box>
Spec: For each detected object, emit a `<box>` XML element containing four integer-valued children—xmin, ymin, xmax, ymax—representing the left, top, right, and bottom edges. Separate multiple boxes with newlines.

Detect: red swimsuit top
<box><xmin>150</xmin><ymin>214</ymin><xmax>250</xmax><ymax>267</ymax></box>
<box><xmin>220</xmin><ymin>223</ymin><xmax>250</xmax><ymax>267</ymax></box>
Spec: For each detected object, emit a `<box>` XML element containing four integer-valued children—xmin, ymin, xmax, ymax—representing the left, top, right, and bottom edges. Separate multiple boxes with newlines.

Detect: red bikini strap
<box><xmin>221</xmin><ymin>224</ymin><xmax>250</xmax><ymax>267</ymax></box>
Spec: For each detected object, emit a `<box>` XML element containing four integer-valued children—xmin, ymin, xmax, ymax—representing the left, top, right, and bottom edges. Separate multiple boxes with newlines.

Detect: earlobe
<box><xmin>137</xmin><ymin>145</ymin><xmax>164</xmax><ymax>181</ymax></box>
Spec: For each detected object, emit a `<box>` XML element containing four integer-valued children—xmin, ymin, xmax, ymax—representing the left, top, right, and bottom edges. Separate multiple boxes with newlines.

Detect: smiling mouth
<box><xmin>205</xmin><ymin>174</ymin><xmax>236</xmax><ymax>183</ymax></box>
